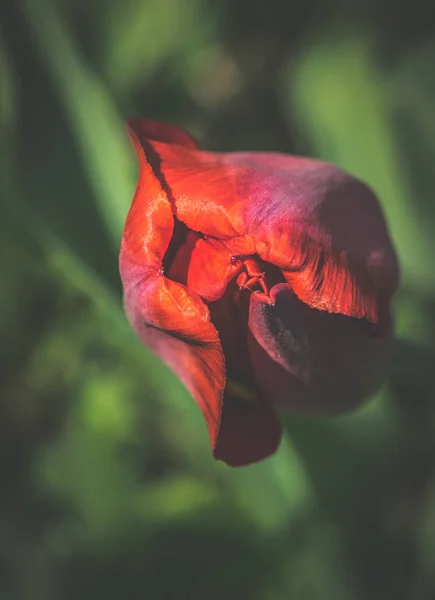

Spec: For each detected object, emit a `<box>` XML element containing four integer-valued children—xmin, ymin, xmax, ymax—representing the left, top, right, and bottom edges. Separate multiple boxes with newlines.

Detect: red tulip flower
<box><xmin>119</xmin><ymin>119</ymin><xmax>399</xmax><ymax>467</ymax></box>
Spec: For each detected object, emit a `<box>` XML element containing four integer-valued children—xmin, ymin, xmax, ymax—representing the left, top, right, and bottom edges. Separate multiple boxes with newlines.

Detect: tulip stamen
<box><xmin>231</xmin><ymin>254</ymin><xmax>277</xmax><ymax>308</ymax></box>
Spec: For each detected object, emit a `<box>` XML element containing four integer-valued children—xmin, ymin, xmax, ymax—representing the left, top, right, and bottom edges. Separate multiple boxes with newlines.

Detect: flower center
<box><xmin>230</xmin><ymin>255</ymin><xmax>286</xmax><ymax>306</ymax></box>
<box><xmin>234</xmin><ymin>256</ymin><xmax>269</xmax><ymax>295</ymax></box>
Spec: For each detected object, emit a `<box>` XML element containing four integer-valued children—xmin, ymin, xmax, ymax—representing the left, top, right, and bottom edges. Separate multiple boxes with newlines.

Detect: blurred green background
<box><xmin>1</xmin><ymin>0</ymin><xmax>435</xmax><ymax>598</ymax></box>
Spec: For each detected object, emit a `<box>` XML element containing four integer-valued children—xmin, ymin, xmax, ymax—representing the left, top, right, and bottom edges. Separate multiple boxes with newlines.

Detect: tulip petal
<box><xmin>126</xmin><ymin>294</ymin><xmax>224</xmax><ymax>444</ymax></box>
<box><xmin>127</xmin><ymin>121</ymin><xmax>398</xmax><ymax>324</ymax></box>
<box><xmin>122</xmin><ymin>269</ymin><xmax>225</xmax><ymax>444</ymax></box>
<box><xmin>124</xmin><ymin>274</ymin><xmax>282</xmax><ymax>466</ymax></box>
<box><xmin>187</xmin><ymin>238</ymin><xmax>243</xmax><ymax>302</ymax></box>
<box><xmin>120</xmin><ymin>121</ymin><xmax>225</xmax><ymax>453</ymax></box>
<box><xmin>241</xmin><ymin>159</ymin><xmax>399</xmax><ymax>324</ymax></box>
<box><xmin>208</xmin><ymin>281</ymin><xmax>283</xmax><ymax>466</ymax></box>
<box><xmin>214</xmin><ymin>386</ymin><xmax>282</xmax><ymax>467</ymax></box>
<box><xmin>121</xmin><ymin>120</ymin><xmax>281</xmax><ymax>466</ymax></box>
<box><xmin>248</xmin><ymin>284</ymin><xmax>391</xmax><ymax>414</ymax></box>
<box><xmin>127</xmin><ymin>118</ymin><xmax>199</xmax><ymax>149</ymax></box>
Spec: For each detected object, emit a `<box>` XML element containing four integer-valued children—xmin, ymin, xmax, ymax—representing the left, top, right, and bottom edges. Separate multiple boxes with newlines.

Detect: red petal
<box><xmin>127</xmin><ymin>121</ymin><xmax>399</xmax><ymax>324</ymax></box>
<box><xmin>123</xmin><ymin>271</ymin><xmax>225</xmax><ymax>446</ymax></box>
<box><xmin>127</xmin><ymin>121</ymin><xmax>243</xmax><ymax>238</ymax></box>
<box><xmin>166</xmin><ymin>230</ymin><xmax>197</xmax><ymax>285</ymax></box>
<box><xmin>187</xmin><ymin>238</ymin><xmax>242</xmax><ymax>301</ymax></box>
<box><xmin>120</xmin><ymin>121</ymin><xmax>225</xmax><ymax>453</ymax></box>
<box><xmin>121</xmin><ymin>120</ymin><xmax>280</xmax><ymax>465</ymax></box>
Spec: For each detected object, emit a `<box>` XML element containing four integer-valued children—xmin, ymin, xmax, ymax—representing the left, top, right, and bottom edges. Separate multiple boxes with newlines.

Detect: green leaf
<box><xmin>21</xmin><ymin>0</ymin><xmax>134</xmax><ymax>245</ymax></box>
<box><xmin>286</xmin><ymin>35</ymin><xmax>434</xmax><ymax>292</ymax></box>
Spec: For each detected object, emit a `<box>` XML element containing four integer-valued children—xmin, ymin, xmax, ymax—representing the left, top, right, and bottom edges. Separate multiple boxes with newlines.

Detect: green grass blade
<box><xmin>21</xmin><ymin>0</ymin><xmax>133</xmax><ymax>245</ymax></box>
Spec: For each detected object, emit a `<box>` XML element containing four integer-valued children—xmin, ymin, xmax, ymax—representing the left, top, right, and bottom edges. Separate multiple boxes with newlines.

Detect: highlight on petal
<box><xmin>120</xmin><ymin>122</ymin><xmax>175</xmax><ymax>273</ymax></box>
<box><xmin>186</xmin><ymin>238</ymin><xmax>243</xmax><ymax>302</ymax></box>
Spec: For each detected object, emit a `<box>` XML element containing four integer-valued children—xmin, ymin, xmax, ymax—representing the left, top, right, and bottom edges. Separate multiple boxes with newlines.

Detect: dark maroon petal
<box><xmin>248</xmin><ymin>284</ymin><xmax>391</xmax><ymax>414</ymax></box>
<box><xmin>234</xmin><ymin>156</ymin><xmax>399</xmax><ymax>325</ymax></box>
<box><xmin>207</xmin><ymin>279</ymin><xmax>282</xmax><ymax>466</ymax></box>
<box><xmin>127</xmin><ymin>118</ymin><xmax>199</xmax><ymax>149</ymax></box>
<box><xmin>214</xmin><ymin>387</ymin><xmax>282</xmax><ymax>467</ymax></box>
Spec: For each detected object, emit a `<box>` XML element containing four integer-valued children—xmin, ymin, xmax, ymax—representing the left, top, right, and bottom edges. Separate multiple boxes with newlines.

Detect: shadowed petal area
<box><xmin>248</xmin><ymin>284</ymin><xmax>391</xmax><ymax>414</ymax></box>
<box><xmin>208</xmin><ymin>279</ymin><xmax>282</xmax><ymax>465</ymax></box>
<box><xmin>124</xmin><ymin>275</ymin><xmax>282</xmax><ymax>466</ymax></box>
<box><xmin>214</xmin><ymin>387</ymin><xmax>282</xmax><ymax>467</ymax></box>
<box><xmin>127</xmin><ymin>118</ymin><xmax>199</xmax><ymax>150</ymax></box>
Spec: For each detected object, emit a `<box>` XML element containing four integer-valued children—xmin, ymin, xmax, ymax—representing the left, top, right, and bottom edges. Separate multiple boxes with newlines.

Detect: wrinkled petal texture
<box><xmin>120</xmin><ymin>118</ymin><xmax>399</xmax><ymax>467</ymax></box>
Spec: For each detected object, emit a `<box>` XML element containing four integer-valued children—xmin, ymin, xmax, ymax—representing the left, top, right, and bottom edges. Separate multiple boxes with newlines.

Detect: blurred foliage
<box><xmin>1</xmin><ymin>0</ymin><xmax>435</xmax><ymax>598</ymax></box>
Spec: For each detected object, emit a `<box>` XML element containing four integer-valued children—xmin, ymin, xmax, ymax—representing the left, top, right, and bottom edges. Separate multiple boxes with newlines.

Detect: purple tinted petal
<box><xmin>248</xmin><ymin>284</ymin><xmax>392</xmax><ymax>414</ymax></box>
